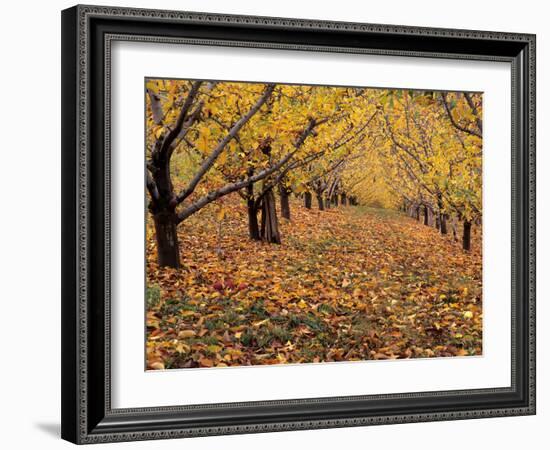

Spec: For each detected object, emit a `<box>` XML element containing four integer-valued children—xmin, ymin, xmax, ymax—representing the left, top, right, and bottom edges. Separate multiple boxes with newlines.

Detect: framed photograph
<box><xmin>61</xmin><ymin>4</ymin><xmax>536</xmax><ymax>444</ymax></box>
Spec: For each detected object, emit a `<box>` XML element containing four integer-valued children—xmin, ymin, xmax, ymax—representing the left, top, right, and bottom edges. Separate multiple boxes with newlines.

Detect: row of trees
<box><xmin>146</xmin><ymin>80</ymin><xmax>482</xmax><ymax>267</ymax></box>
<box><xmin>379</xmin><ymin>90</ymin><xmax>482</xmax><ymax>251</ymax></box>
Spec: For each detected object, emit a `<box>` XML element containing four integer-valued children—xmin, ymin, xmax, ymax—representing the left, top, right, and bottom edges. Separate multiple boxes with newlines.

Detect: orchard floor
<box><xmin>146</xmin><ymin>196</ymin><xmax>482</xmax><ymax>369</ymax></box>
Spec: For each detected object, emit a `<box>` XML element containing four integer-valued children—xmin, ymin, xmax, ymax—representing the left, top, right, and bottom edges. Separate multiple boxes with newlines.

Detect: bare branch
<box><xmin>146</xmin><ymin>170</ymin><xmax>160</xmax><ymax>202</ymax></box>
<box><xmin>440</xmin><ymin>93</ymin><xmax>482</xmax><ymax>139</ymax></box>
<box><xmin>155</xmin><ymin>81</ymin><xmax>203</xmax><ymax>158</ymax></box>
<box><xmin>177</xmin><ymin>149</ymin><xmax>294</xmax><ymax>223</ymax></box>
<box><xmin>177</xmin><ymin>117</ymin><xmax>317</xmax><ymax>223</ymax></box>
<box><xmin>168</xmin><ymin>103</ymin><xmax>204</xmax><ymax>156</ymax></box>
<box><xmin>146</xmin><ymin>88</ymin><xmax>164</xmax><ymax>125</ymax></box>
<box><xmin>463</xmin><ymin>92</ymin><xmax>483</xmax><ymax>135</ymax></box>
<box><xmin>383</xmin><ymin>113</ymin><xmax>428</xmax><ymax>173</ymax></box>
<box><xmin>256</xmin><ymin>149</ymin><xmax>325</xmax><ymax>203</ymax></box>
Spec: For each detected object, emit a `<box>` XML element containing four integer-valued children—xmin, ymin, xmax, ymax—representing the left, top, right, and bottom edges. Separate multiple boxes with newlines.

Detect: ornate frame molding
<box><xmin>62</xmin><ymin>4</ymin><xmax>536</xmax><ymax>444</ymax></box>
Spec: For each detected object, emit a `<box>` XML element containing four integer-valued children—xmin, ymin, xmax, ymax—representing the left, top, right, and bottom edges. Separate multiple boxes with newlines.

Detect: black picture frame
<box><xmin>61</xmin><ymin>4</ymin><xmax>536</xmax><ymax>444</ymax></box>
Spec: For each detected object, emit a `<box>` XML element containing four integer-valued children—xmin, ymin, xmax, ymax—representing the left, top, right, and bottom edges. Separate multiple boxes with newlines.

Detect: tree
<box><xmin>229</xmin><ymin>85</ymin><xmax>371</xmax><ymax>238</ymax></box>
<box><xmin>146</xmin><ymin>81</ymin><xmax>287</xmax><ymax>267</ymax></box>
<box><xmin>375</xmin><ymin>90</ymin><xmax>482</xmax><ymax>250</ymax></box>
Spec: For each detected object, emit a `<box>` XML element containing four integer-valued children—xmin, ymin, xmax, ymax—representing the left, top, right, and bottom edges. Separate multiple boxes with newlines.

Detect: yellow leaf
<box><xmin>253</xmin><ymin>318</ymin><xmax>270</xmax><ymax>327</ymax></box>
<box><xmin>149</xmin><ymin>361</ymin><xmax>165</xmax><ymax>370</ymax></box>
<box><xmin>217</xmin><ymin>151</ymin><xmax>228</xmax><ymax>165</ymax></box>
<box><xmin>197</xmin><ymin>125</ymin><xmax>211</xmax><ymax>152</ymax></box>
<box><xmin>216</xmin><ymin>208</ymin><xmax>226</xmax><ymax>221</ymax></box>
<box><xmin>154</xmin><ymin>126</ymin><xmax>164</xmax><ymax>139</ymax></box>
<box><xmin>146</xmin><ymin>81</ymin><xmax>159</xmax><ymax>94</ymax></box>
<box><xmin>199</xmin><ymin>357</ymin><xmax>214</xmax><ymax>367</ymax></box>
<box><xmin>178</xmin><ymin>330</ymin><xmax>196</xmax><ymax>338</ymax></box>
<box><xmin>176</xmin><ymin>343</ymin><xmax>190</xmax><ymax>353</ymax></box>
<box><xmin>463</xmin><ymin>311</ymin><xmax>473</xmax><ymax>319</ymax></box>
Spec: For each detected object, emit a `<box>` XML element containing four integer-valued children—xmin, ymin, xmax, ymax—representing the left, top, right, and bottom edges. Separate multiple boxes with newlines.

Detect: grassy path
<box><xmin>146</xmin><ymin>198</ymin><xmax>482</xmax><ymax>369</ymax></box>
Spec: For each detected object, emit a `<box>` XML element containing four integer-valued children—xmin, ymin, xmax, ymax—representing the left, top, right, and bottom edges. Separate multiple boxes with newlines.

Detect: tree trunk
<box><xmin>435</xmin><ymin>215</ymin><xmax>440</xmax><ymax>231</ymax></box>
<box><xmin>316</xmin><ymin>192</ymin><xmax>325</xmax><ymax>211</ymax></box>
<box><xmin>423</xmin><ymin>205</ymin><xmax>429</xmax><ymax>225</ymax></box>
<box><xmin>279</xmin><ymin>186</ymin><xmax>291</xmax><ymax>220</ymax></box>
<box><xmin>436</xmin><ymin>192</ymin><xmax>447</xmax><ymax>234</ymax></box>
<box><xmin>440</xmin><ymin>213</ymin><xmax>448</xmax><ymax>234</ymax></box>
<box><xmin>247</xmin><ymin>199</ymin><xmax>260</xmax><ymax>240</ymax></box>
<box><xmin>462</xmin><ymin>219</ymin><xmax>472</xmax><ymax>251</ymax></box>
<box><xmin>146</xmin><ymin>82</ymin><xmax>276</xmax><ymax>268</ymax></box>
<box><xmin>415</xmin><ymin>206</ymin><xmax>420</xmax><ymax>221</ymax></box>
<box><xmin>260</xmin><ymin>189</ymin><xmax>281</xmax><ymax>244</ymax></box>
<box><xmin>246</xmin><ymin>177</ymin><xmax>261</xmax><ymax>241</ymax></box>
<box><xmin>304</xmin><ymin>191</ymin><xmax>312</xmax><ymax>209</ymax></box>
<box><xmin>152</xmin><ymin>210</ymin><xmax>180</xmax><ymax>268</ymax></box>
<box><xmin>341</xmin><ymin>193</ymin><xmax>347</xmax><ymax>206</ymax></box>
<box><xmin>333</xmin><ymin>194</ymin><xmax>339</xmax><ymax>207</ymax></box>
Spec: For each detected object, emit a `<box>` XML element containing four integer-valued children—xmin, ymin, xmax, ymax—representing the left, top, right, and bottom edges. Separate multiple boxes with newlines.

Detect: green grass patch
<box><xmin>146</xmin><ymin>285</ymin><xmax>162</xmax><ymax>308</ymax></box>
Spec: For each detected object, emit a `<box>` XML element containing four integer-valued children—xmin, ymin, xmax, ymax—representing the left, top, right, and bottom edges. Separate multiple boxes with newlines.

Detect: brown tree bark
<box><xmin>152</xmin><ymin>210</ymin><xmax>181</xmax><ymax>268</ymax></box>
<box><xmin>149</xmin><ymin>135</ymin><xmax>183</xmax><ymax>268</ymax></box>
<box><xmin>279</xmin><ymin>186</ymin><xmax>291</xmax><ymax>220</ymax></box>
<box><xmin>247</xmin><ymin>200</ymin><xmax>260</xmax><ymax>241</ymax></box>
<box><xmin>260</xmin><ymin>189</ymin><xmax>281</xmax><ymax>244</ymax></box>
<box><xmin>463</xmin><ymin>219</ymin><xmax>472</xmax><ymax>251</ymax></box>
<box><xmin>245</xmin><ymin>170</ymin><xmax>260</xmax><ymax>240</ymax></box>
<box><xmin>436</xmin><ymin>192</ymin><xmax>447</xmax><ymax>234</ymax></box>
<box><xmin>304</xmin><ymin>191</ymin><xmax>312</xmax><ymax>209</ymax></box>
<box><xmin>341</xmin><ymin>193</ymin><xmax>347</xmax><ymax>205</ymax></box>
<box><xmin>423</xmin><ymin>205</ymin><xmax>429</xmax><ymax>225</ymax></box>
<box><xmin>316</xmin><ymin>192</ymin><xmax>325</xmax><ymax>211</ymax></box>
<box><xmin>440</xmin><ymin>213</ymin><xmax>448</xmax><ymax>234</ymax></box>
